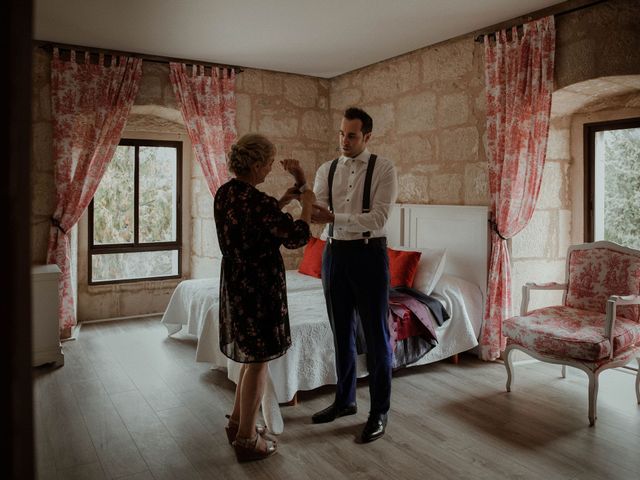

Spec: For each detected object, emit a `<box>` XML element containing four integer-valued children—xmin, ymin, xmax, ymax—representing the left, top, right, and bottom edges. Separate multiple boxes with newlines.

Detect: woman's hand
<box><xmin>280</xmin><ymin>159</ymin><xmax>306</xmax><ymax>186</ymax></box>
<box><xmin>278</xmin><ymin>185</ymin><xmax>301</xmax><ymax>209</ymax></box>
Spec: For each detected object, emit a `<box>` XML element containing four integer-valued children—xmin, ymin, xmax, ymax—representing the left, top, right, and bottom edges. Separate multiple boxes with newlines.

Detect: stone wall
<box><xmin>31</xmin><ymin>53</ymin><xmax>331</xmax><ymax>321</ymax></box>
<box><xmin>30</xmin><ymin>0</ymin><xmax>640</xmax><ymax>321</ymax></box>
<box><xmin>329</xmin><ymin>37</ymin><xmax>488</xmax><ymax>205</ymax></box>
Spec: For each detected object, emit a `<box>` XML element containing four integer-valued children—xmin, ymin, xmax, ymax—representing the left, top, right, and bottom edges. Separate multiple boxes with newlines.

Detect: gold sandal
<box><xmin>225</xmin><ymin>414</ymin><xmax>271</xmax><ymax>445</ymax></box>
<box><xmin>233</xmin><ymin>434</ymin><xmax>277</xmax><ymax>462</ymax></box>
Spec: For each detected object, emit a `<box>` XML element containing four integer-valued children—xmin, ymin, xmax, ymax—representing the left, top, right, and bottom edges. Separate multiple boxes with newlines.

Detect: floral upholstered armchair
<box><xmin>503</xmin><ymin>241</ymin><xmax>640</xmax><ymax>426</ymax></box>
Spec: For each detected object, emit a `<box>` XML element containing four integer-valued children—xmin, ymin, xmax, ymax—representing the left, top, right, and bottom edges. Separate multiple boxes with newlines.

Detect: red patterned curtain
<box><xmin>47</xmin><ymin>49</ymin><xmax>142</xmax><ymax>337</ymax></box>
<box><xmin>479</xmin><ymin>16</ymin><xmax>556</xmax><ymax>360</ymax></box>
<box><xmin>169</xmin><ymin>63</ymin><xmax>237</xmax><ymax>195</ymax></box>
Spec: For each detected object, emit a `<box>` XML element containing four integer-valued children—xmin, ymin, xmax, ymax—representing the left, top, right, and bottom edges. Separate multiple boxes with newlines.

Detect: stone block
<box><xmin>32</xmin><ymin>122</ymin><xmax>53</xmax><ymax>173</ymax></box>
<box><xmin>397</xmin><ymin>173</ymin><xmax>429</xmax><ymax>204</ymax></box>
<box><xmin>397</xmin><ymin>136</ymin><xmax>433</xmax><ymax>167</ymax></box>
<box><xmin>422</xmin><ymin>38</ymin><xmax>473</xmax><ymax>84</ymax></box>
<box><xmin>437</xmin><ymin>92</ymin><xmax>470</xmax><ymax>128</ymax></box>
<box><xmin>264</xmin><ymin>73</ymin><xmax>284</xmax><ymax>96</ymax></box>
<box><xmin>439</xmin><ymin>126</ymin><xmax>478</xmax><ymax>163</ymax></box>
<box><xmin>301</xmin><ymin>111</ymin><xmax>328</xmax><ymax>141</ymax></box>
<box><xmin>192</xmin><ymin>219</ymin><xmax>202</xmax><ymax>256</ymax></box>
<box><xmin>354</xmin><ymin>103</ymin><xmax>391</xmax><ymax>138</ymax></box>
<box><xmin>284</xmin><ymin>76</ymin><xmax>317</xmax><ymax>108</ymax></box>
<box><xmin>237</xmin><ymin>69</ymin><xmax>263</xmax><ymax>94</ymax></box>
<box><xmin>359</xmin><ymin>58</ymin><xmax>420</xmax><ymax>103</ymax></box>
<box><xmin>330</xmin><ymin>88</ymin><xmax>362</xmax><ymax>111</ymax></box>
<box><xmin>546</xmin><ymin>127</ymin><xmax>570</xmax><ymax>160</ymax></box>
<box><xmin>258</xmin><ymin>110</ymin><xmax>299</xmax><ymax>138</ymax></box>
<box><xmin>536</xmin><ymin>161</ymin><xmax>566</xmax><ymax>209</ymax></box>
<box><xmin>32</xmin><ymin>173</ymin><xmax>56</xmax><ymax>217</ymax></box>
<box><xmin>235</xmin><ymin>93</ymin><xmax>252</xmax><ymax>135</ymax></box>
<box><xmin>428</xmin><ymin>173</ymin><xmax>463</xmax><ymax>204</ymax></box>
<box><xmin>558</xmin><ymin>209</ymin><xmax>572</xmax><ymax>257</ymax></box>
<box><xmin>135</xmin><ymin>75</ymin><xmax>163</xmax><ymax>105</ymax></box>
<box><xmin>201</xmin><ymin>219</ymin><xmax>220</xmax><ymax>257</ymax></box>
<box><xmin>512</xmin><ymin>210</ymin><xmax>553</xmax><ymax>258</ymax></box>
<box><xmin>464</xmin><ymin>162</ymin><xmax>488</xmax><ymax>205</ymax></box>
<box><xmin>196</xmin><ymin>193</ymin><xmax>214</xmax><ymax>219</ymax></box>
<box><xmin>397</xmin><ymin>92</ymin><xmax>436</xmax><ymax>133</ymax></box>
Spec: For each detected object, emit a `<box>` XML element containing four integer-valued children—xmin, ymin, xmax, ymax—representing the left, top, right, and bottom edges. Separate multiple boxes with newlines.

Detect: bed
<box><xmin>162</xmin><ymin>204</ymin><xmax>488</xmax><ymax>432</ymax></box>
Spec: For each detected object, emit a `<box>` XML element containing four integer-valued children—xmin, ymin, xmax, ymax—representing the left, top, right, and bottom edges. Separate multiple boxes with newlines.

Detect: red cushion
<box><xmin>298</xmin><ymin>237</ymin><xmax>326</xmax><ymax>278</ymax></box>
<box><xmin>387</xmin><ymin>248</ymin><xmax>422</xmax><ymax>288</ymax></box>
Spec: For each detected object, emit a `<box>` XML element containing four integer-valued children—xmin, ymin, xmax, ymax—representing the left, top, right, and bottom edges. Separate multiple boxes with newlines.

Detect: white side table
<box><xmin>31</xmin><ymin>264</ymin><xmax>64</xmax><ymax>367</ymax></box>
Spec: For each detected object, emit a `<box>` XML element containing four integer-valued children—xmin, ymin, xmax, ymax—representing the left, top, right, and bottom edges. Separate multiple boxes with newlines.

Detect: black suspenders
<box><xmin>328</xmin><ymin>154</ymin><xmax>378</xmax><ymax>239</ymax></box>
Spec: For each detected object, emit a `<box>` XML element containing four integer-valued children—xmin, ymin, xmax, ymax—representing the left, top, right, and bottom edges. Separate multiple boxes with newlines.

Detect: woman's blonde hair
<box><xmin>227</xmin><ymin>133</ymin><xmax>275</xmax><ymax>176</ymax></box>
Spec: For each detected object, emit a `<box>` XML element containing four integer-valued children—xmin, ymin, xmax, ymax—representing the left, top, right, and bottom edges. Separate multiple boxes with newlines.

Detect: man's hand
<box><xmin>311</xmin><ymin>204</ymin><xmax>335</xmax><ymax>224</ymax></box>
<box><xmin>280</xmin><ymin>158</ymin><xmax>306</xmax><ymax>186</ymax></box>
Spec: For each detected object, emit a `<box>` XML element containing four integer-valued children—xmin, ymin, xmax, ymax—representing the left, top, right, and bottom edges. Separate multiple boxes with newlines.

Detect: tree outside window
<box><xmin>585</xmin><ymin>117</ymin><xmax>640</xmax><ymax>250</ymax></box>
<box><xmin>89</xmin><ymin>139</ymin><xmax>182</xmax><ymax>284</ymax></box>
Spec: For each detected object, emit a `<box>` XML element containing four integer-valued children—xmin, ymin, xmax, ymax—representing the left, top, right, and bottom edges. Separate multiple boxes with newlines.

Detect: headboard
<box><xmin>388</xmin><ymin>204</ymin><xmax>489</xmax><ymax>299</ymax></box>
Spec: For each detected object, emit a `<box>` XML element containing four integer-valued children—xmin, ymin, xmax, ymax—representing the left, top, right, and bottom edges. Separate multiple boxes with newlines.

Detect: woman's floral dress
<box><xmin>214</xmin><ymin>178</ymin><xmax>311</xmax><ymax>363</ymax></box>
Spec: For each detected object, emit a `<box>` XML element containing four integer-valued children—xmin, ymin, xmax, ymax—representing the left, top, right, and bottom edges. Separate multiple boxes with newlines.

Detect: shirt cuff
<box><xmin>297</xmin><ymin>182</ymin><xmax>309</xmax><ymax>193</ymax></box>
<box><xmin>332</xmin><ymin>213</ymin><xmax>350</xmax><ymax>233</ymax></box>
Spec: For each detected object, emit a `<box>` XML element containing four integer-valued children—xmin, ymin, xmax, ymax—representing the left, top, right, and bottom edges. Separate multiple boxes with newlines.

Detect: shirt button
<box><xmin>346</xmin><ymin>199</ymin><xmax>350</xmax><ymax>202</ymax></box>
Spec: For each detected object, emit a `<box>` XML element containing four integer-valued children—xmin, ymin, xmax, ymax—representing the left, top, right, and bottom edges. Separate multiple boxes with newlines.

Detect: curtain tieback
<box><xmin>488</xmin><ymin>219</ymin><xmax>507</xmax><ymax>241</ymax></box>
<box><xmin>51</xmin><ymin>216</ymin><xmax>67</xmax><ymax>235</ymax></box>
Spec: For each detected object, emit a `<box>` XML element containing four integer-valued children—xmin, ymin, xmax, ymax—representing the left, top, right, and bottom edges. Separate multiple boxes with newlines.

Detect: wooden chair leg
<box><xmin>587</xmin><ymin>370</ymin><xmax>599</xmax><ymax>427</ymax></box>
<box><xmin>504</xmin><ymin>345</ymin><xmax>515</xmax><ymax>392</ymax></box>
<box><xmin>448</xmin><ymin>354</ymin><xmax>459</xmax><ymax>364</ymax></box>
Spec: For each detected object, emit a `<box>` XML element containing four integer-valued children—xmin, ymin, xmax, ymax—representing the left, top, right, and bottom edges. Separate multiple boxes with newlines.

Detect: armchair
<box><xmin>503</xmin><ymin>241</ymin><xmax>640</xmax><ymax>426</ymax></box>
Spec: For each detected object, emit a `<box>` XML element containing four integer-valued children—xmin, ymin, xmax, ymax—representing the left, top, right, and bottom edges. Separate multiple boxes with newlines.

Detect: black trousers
<box><xmin>322</xmin><ymin>238</ymin><xmax>392</xmax><ymax>415</ymax></box>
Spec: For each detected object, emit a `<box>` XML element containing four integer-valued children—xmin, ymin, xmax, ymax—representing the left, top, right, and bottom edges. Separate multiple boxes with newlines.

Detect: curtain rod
<box><xmin>34</xmin><ymin>40</ymin><xmax>244</xmax><ymax>73</ymax></box>
<box><xmin>474</xmin><ymin>0</ymin><xmax>610</xmax><ymax>42</ymax></box>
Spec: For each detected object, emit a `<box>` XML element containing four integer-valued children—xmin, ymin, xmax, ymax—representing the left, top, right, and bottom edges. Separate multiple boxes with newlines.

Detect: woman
<box><xmin>214</xmin><ymin>133</ymin><xmax>314</xmax><ymax>462</ymax></box>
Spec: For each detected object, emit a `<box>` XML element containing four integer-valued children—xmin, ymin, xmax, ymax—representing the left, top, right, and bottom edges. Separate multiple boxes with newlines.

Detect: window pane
<box><xmin>139</xmin><ymin>146</ymin><xmax>178</xmax><ymax>243</ymax></box>
<box><xmin>91</xmin><ymin>250</ymin><xmax>179</xmax><ymax>282</ymax></box>
<box><xmin>596</xmin><ymin>127</ymin><xmax>640</xmax><ymax>249</ymax></box>
<box><xmin>93</xmin><ymin>145</ymin><xmax>135</xmax><ymax>244</ymax></box>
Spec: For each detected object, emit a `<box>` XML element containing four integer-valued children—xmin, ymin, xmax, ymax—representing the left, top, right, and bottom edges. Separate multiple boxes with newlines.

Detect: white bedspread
<box><xmin>161</xmin><ymin>271</ymin><xmax>482</xmax><ymax>433</ymax></box>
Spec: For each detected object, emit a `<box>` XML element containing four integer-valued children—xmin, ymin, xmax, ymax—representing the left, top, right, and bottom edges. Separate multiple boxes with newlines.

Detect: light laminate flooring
<box><xmin>33</xmin><ymin>317</ymin><xmax>640</xmax><ymax>480</ymax></box>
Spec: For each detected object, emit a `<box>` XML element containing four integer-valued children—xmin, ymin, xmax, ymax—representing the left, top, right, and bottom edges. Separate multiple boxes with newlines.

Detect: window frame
<box><xmin>88</xmin><ymin>138</ymin><xmax>183</xmax><ymax>285</ymax></box>
<box><xmin>583</xmin><ymin>116</ymin><xmax>640</xmax><ymax>242</ymax></box>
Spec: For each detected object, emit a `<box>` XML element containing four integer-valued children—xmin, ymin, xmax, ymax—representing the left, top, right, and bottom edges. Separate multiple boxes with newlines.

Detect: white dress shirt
<box><xmin>313</xmin><ymin>148</ymin><xmax>398</xmax><ymax>240</ymax></box>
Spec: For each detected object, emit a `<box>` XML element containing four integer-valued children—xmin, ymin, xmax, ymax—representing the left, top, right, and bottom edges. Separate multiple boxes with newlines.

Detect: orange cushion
<box><xmin>298</xmin><ymin>237</ymin><xmax>326</xmax><ymax>278</ymax></box>
<box><xmin>387</xmin><ymin>248</ymin><xmax>422</xmax><ymax>288</ymax></box>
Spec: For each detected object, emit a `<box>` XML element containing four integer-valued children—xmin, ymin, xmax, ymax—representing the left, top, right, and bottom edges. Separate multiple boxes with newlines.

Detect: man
<box><xmin>309</xmin><ymin>107</ymin><xmax>398</xmax><ymax>443</ymax></box>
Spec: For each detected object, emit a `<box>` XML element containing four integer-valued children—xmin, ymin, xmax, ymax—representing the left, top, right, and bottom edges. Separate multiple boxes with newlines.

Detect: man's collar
<box><xmin>339</xmin><ymin>148</ymin><xmax>370</xmax><ymax>164</ymax></box>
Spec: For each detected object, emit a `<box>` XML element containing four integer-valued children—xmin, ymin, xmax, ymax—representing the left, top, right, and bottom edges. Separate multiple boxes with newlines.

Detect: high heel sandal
<box><xmin>224</xmin><ymin>414</ymin><xmax>271</xmax><ymax>445</ymax></box>
<box><xmin>233</xmin><ymin>434</ymin><xmax>277</xmax><ymax>462</ymax></box>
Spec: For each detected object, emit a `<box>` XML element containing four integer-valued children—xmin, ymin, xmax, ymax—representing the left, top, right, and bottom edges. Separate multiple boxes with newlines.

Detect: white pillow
<box><xmin>390</xmin><ymin>246</ymin><xmax>447</xmax><ymax>294</ymax></box>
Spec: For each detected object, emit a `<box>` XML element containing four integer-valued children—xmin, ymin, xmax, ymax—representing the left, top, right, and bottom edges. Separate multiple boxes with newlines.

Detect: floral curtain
<box><xmin>169</xmin><ymin>63</ymin><xmax>237</xmax><ymax>195</ymax></box>
<box><xmin>479</xmin><ymin>16</ymin><xmax>556</xmax><ymax>360</ymax></box>
<box><xmin>47</xmin><ymin>49</ymin><xmax>142</xmax><ymax>337</ymax></box>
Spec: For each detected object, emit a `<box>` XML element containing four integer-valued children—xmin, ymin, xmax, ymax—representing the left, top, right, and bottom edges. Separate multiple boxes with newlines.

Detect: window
<box><xmin>89</xmin><ymin>139</ymin><xmax>183</xmax><ymax>284</ymax></box>
<box><xmin>584</xmin><ymin>117</ymin><xmax>640</xmax><ymax>249</ymax></box>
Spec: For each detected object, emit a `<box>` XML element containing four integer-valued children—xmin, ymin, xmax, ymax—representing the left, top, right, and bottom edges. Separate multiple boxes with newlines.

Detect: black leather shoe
<box><xmin>312</xmin><ymin>403</ymin><xmax>357</xmax><ymax>424</ymax></box>
<box><xmin>360</xmin><ymin>413</ymin><xmax>387</xmax><ymax>443</ymax></box>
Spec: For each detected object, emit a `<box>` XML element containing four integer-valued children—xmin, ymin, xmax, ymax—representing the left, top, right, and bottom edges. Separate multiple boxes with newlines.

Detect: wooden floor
<box><xmin>34</xmin><ymin>317</ymin><xmax>640</xmax><ymax>480</ymax></box>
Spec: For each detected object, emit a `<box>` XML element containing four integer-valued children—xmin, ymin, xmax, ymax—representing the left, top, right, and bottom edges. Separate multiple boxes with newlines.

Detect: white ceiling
<box><xmin>34</xmin><ymin>0</ymin><xmax>565</xmax><ymax>78</ymax></box>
